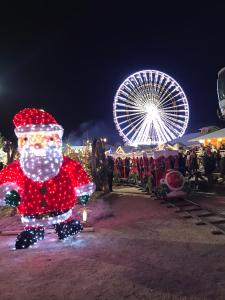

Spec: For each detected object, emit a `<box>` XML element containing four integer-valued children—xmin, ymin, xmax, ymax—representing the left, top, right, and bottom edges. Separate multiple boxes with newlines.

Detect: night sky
<box><xmin>0</xmin><ymin>2</ymin><xmax>225</xmax><ymax>144</ymax></box>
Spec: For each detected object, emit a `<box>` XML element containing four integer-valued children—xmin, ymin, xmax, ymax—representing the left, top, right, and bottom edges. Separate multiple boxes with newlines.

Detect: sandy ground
<box><xmin>1</xmin><ymin>187</ymin><xmax>225</xmax><ymax>300</ymax></box>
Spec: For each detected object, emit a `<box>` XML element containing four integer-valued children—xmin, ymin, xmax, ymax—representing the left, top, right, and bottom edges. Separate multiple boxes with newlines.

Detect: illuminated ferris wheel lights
<box><xmin>113</xmin><ymin>70</ymin><xmax>189</xmax><ymax>146</ymax></box>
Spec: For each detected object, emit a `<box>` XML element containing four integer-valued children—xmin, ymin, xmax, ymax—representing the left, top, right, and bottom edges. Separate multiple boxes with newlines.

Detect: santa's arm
<box><xmin>0</xmin><ymin>163</ymin><xmax>22</xmax><ymax>207</ymax></box>
<box><xmin>72</xmin><ymin>161</ymin><xmax>95</xmax><ymax>202</ymax></box>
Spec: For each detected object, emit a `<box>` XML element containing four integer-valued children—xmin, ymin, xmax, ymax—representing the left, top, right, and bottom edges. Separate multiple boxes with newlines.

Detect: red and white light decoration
<box><xmin>164</xmin><ymin>170</ymin><xmax>185</xmax><ymax>191</ymax></box>
<box><xmin>0</xmin><ymin>108</ymin><xmax>95</xmax><ymax>229</ymax></box>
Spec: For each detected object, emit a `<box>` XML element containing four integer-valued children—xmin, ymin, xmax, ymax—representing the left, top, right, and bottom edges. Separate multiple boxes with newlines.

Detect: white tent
<box><xmin>189</xmin><ymin>128</ymin><xmax>225</xmax><ymax>142</ymax></box>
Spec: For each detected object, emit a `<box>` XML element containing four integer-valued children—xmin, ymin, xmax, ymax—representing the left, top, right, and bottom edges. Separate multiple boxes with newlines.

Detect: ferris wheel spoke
<box><xmin>117</xmin><ymin>95</ymin><xmax>140</xmax><ymax>107</ymax></box>
<box><xmin>135</xmin><ymin>116</ymin><xmax>151</xmax><ymax>144</ymax></box>
<box><xmin>119</xmin><ymin>91</ymin><xmax>144</xmax><ymax>108</ymax></box>
<box><xmin>159</xmin><ymin>119</ymin><xmax>177</xmax><ymax>140</ymax></box>
<box><xmin>157</xmin><ymin>118</ymin><xmax>176</xmax><ymax>141</ymax></box>
<box><xmin>161</xmin><ymin>109</ymin><xmax>184</xmax><ymax>116</ymax></box>
<box><xmin>154</xmin><ymin>117</ymin><xmax>173</xmax><ymax>142</ymax></box>
<box><xmin>160</xmin><ymin>111</ymin><xmax>180</xmax><ymax>131</ymax></box>
<box><xmin>159</xmin><ymin>114</ymin><xmax>178</xmax><ymax>140</ymax></box>
<box><xmin>129</xmin><ymin>114</ymin><xmax>151</xmax><ymax>143</ymax></box>
<box><xmin>161</xmin><ymin>113</ymin><xmax>187</xmax><ymax>125</ymax></box>
<box><xmin>117</xmin><ymin>113</ymin><xmax>143</xmax><ymax>126</ymax></box>
<box><xmin>119</xmin><ymin>120</ymin><xmax>139</xmax><ymax>134</ymax></box>
<box><xmin>115</xmin><ymin>108</ymin><xmax>144</xmax><ymax>114</ymax></box>
<box><xmin>158</xmin><ymin>76</ymin><xmax>170</xmax><ymax>96</ymax></box>
<box><xmin>163</xmin><ymin>115</ymin><xmax>185</xmax><ymax>132</ymax></box>
<box><xmin>120</xmin><ymin>85</ymin><xmax>144</xmax><ymax>104</ymax></box>
<box><xmin>161</xmin><ymin>111</ymin><xmax>182</xmax><ymax>127</ymax></box>
<box><xmin>152</xmin><ymin>119</ymin><xmax>164</xmax><ymax>142</ymax></box>
<box><xmin>119</xmin><ymin>113</ymin><xmax>146</xmax><ymax>127</ymax></box>
<box><xmin>161</xmin><ymin>109</ymin><xmax>187</xmax><ymax>113</ymax></box>
<box><xmin>143</xmin><ymin>119</ymin><xmax>152</xmax><ymax>143</ymax></box>
<box><xmin>165</xmin><ymin>117</ymin><xmax>185</xmax><ymax>131</ymax></box>
<box><xmin>155</xmin><ymin>75</ymin><xmax>163</xmax><ymax>94</ymax></box>
<box><xmin>161</xmin><ymin>110</ymin><xmax>185</xmax><ymax>121</ymax></box>
<box><xmin>135</xmin><ymin>114</ymin><xmax>154</xmax><ymax>144</ymax></box>
<box><xmin>130</xmin><ymin>125</ymin><xmax>143</xmax><ymax>143</ymax></box>
<box><xmin>125</xmin><ymin>114</ymin><xmax>147</xmax><ymax>138</ymax></box>
<box><xmin>157</xmin><ymin>83</ymin><xmax>167</xmax><ymax>97</ymax></box>
<box><xmin>142</xmin><ymin>116</ymin><xmax>158</xmax><ymax>144</ymax></box>
<box><xmin>160</xmin><ymin>84</ymin><xmax>179</xmax><ymax>103</ymax></box>
<box><xmin>160</xmin><ymin>92</ymin><xmax>185</xmax><ymax>108</ymax></box>
<box><xmin>159</xmin><ymin>89</ymin><xmax>182</xmax><ymax>107</ymax></box>
<box><xmin>124</xmin><ymin>113</ymin><xmax>146</xmax><ymax>132</ymax></box>
<box><xmin>161</xmin><ymin>115</ymin><xmax>182</xmax><ymax>137</ymax></box>
<box><xmin>158</xmin><ymin>80</ymin><xmax>175</xmax><ymax>100</ymax></box>
<box><xmin>117</xmin><ymin>112</ymin><xmax>145</xmax><ymax>121</ymax></box>
<box><xmin>130</xmin><ymin>84</ymin><xmax>149</xmax><ymax>106</ymax></box>
<box><xmin>124</xmin><ymin>88</ymin><xmax>147</xmax><ymax>109</ymax></box>
<box><xmin>122</xmin><ymin>83</ymin><xmax>143</xmax><ymax>101</ymax></box>
<box><xmin>131</xmin><ymin>76</ymin><xmax>154</xmax><ymax>104</ymax></box>
<box><xmin>140</xmin><ymin>82</ymin><xmax>153</xmax><ymax>104</ymax></box>
<box><xmin>116</xmin><ymin>111</ymin><xmax>145</xmax><ymax>120</ymax></box>
<box><xmin>150</xmin><ymin>124</ymin><xmax>159</xmax><ymax>143</ymax></box>
<box><xmin>162</xmin><ymin>103</ymin><xmax>186</xmax><ymax>110</ymax></box>
<box><xmin>116</xmin><ymin>102</ymin><xmax>145</xmax><ymax>112</ymax></box>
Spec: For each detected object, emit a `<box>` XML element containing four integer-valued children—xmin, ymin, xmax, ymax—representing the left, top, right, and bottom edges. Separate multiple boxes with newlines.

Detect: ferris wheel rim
<box><xmin>113</xmin><ymin>70</ymin><xmax>189</xmax><ymax>146</ymax></box>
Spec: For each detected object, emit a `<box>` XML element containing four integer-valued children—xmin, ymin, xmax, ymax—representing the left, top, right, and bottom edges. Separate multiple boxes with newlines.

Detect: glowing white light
<box><xmin>113</xmin><ymin>70</ymin><xmax>189</xmax><ymax>146</ymax></box>
<box><xmin>82</xmin><ymin>208</ymin><xmax>87</xmax><ymax>222</ymax></box>
<box><xmin>21</xmin><ymin>209</ymin><xmax>73</xmax><ymax>226</ymax></box>
<box><xmin>19</xmin><ymin>135</ymin><xmax>63</xmax><ymax>182</ymax></box>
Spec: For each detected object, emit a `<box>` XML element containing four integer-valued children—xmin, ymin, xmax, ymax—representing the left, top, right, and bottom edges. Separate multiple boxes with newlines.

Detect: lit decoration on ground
<box><xmin>82</xmin><ymin>208</ymin><xmax>87</xmax><ymax>222</ymax></box>
<box><xmin>164</xmin><ymin>170</ymin><xmax>185</xmax><ymax>191</ymax></box>
<box><xmin>0</xmin><ymin>108</ymin><xmax>95</xmax><ymax>249</ymax></box>
<box><xmin>113</xmin><ymin>70</ymin><xmax>189</xmax><ymax>146</ymax></box>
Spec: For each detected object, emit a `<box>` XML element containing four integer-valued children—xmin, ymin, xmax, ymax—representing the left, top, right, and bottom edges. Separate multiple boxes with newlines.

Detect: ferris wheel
<box><xmin>113</xmin><ymin>70</ymin><xmax>189</xmax><ymax>146</ymax></box>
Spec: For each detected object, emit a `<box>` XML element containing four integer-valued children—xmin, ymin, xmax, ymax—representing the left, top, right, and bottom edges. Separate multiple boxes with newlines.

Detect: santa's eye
<box><xmin>24</xmin><ymin>137</ymin><xmax>28</xmax><ymax>142</ymax></box>
<box><xmin>50</xmin><ymin>137</ymin><xmax>54</xmax><ymax>141</ymax></box>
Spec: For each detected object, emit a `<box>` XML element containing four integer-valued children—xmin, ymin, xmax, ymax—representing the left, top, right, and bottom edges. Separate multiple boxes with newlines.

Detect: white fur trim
<box><xmin>75</xmin><ymin>182</ymin><xmax>96</xmax><ymax>197</ymax></box>
<box><xmin>15</xmin><ymin>124</ymin><xmax>64</xmax><ymax>137</ymax></box>
<box><xmin>21</xmin><ymin>209</ymin><xmax>73</xmax><ymax>226</ymax></box>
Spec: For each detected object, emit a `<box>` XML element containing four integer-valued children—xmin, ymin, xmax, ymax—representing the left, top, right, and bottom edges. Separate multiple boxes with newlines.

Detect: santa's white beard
<box><xmin>19</xmin><ymin>146</ymin><xmax>63</xmax><ymax>182</ymax></box>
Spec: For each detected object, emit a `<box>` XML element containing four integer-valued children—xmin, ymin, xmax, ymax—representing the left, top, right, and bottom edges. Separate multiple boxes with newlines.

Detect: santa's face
<box><xmin>18</xmin><ymin>131</ymin><xmax>63</xmax><ymax>182</ymax></box>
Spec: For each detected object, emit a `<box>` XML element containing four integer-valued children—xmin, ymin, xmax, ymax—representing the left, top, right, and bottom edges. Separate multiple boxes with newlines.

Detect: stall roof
<box><xmin>170</xmin><ymin>132</ymin><xmax>202</xmax><ymax>146</ymax></box>
<box><xmin>189</xmin><ymin>128</ymin><xmax>225</xmax><ymax>141</ymax></box>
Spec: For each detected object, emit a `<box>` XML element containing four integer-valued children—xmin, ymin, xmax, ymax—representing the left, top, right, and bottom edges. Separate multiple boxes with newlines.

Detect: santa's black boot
<box><xmin>54</xmin><ymin>220</ymin><xmax>83</xmax><ymax>240</ymax></box>
<box><xmin>15</xmin><ymin>227</ymin><xmax>45</xmax><ymax>249</ymax></box>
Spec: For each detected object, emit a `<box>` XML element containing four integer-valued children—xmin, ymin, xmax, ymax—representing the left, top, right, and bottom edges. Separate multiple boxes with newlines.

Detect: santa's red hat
<box><xmin>13</xmin><ymin>108</ymin><xmax>64</xmax><ymax>137</ymax></box>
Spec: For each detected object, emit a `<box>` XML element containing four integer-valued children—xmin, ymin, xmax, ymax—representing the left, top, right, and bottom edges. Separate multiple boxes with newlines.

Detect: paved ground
<box><xmin>185</xmin><ymin>184</ymin><xmax>225</xmax><ymax>214</ymax></box>
<box><xmin>0</xmin><ymin>187</ymin><xmax>225</xmax><ymax>300</ymax></box>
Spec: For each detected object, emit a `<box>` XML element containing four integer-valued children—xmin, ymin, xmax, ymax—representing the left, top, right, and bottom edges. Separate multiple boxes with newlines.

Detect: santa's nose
<box><xmin>33</xmin><ymin>143</ymin><xmax>43</xmax><ymax>149</ymax></box>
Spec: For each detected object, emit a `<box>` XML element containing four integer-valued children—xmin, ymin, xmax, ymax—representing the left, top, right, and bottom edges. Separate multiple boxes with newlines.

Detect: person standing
<box><xmin>107</xmin><ymin>156</ymin><xmax>114</xmax><ymax>192</ymax></box>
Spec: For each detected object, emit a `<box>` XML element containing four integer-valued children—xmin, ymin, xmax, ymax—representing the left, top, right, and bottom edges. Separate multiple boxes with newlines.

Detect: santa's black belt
<box><xmin>23</xmin><ymin>210</ymin><xmax>70</xmax><ymax>219</ymax></box>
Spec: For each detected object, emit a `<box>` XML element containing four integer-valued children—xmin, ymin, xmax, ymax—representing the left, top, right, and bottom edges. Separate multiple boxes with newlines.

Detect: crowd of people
<box><xmin>111</xmin><ymin>144</ymin><xmax>225</xmax><ymax>188</ymax></box>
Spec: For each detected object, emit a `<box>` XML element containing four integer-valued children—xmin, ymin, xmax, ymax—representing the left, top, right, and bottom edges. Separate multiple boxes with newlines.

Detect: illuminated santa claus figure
<box><xmin>0</xmin><ymin>108</ymin><xmax>95</xmax><ymax>249</ymax></box>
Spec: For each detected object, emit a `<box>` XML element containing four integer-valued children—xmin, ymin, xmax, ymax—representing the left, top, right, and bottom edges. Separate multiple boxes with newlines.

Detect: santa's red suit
<box><xmin>0</xmin><ymin>156</ymin><xmax>93</xmax><ymax>225</ymax></box>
